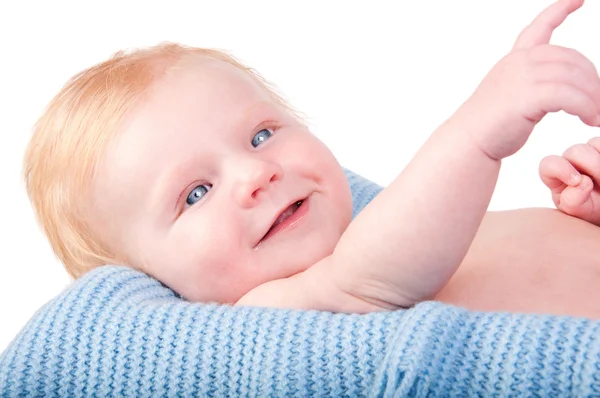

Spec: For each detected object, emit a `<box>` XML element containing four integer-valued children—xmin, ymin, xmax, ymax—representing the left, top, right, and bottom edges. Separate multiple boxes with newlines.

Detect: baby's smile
<box><xmin>255</xmin><ymin>195</ymin><xmax>311</xmax><ymax>248</ymax></box>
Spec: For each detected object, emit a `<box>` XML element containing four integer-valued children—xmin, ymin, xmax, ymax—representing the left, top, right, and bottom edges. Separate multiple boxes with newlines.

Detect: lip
<box><xmin>254</xmin><ymin>194</ymin><xmax>311</xmax><ymax>248</ymax></box>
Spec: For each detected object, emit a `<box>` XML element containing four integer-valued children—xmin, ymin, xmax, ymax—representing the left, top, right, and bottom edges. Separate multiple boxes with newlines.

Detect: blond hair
<box><xmin>24</xmin><ymin>42</ymin><xmax>303</xmax><ymax>279</ymax></box>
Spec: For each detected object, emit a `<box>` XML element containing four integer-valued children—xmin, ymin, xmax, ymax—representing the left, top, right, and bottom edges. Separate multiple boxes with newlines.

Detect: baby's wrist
<box><xmin>442</xmin><ymin>109</ymin><xmax>501</xmax><ymax>162</ymax></box>
<box><xmin>449</xmin><ymin>98</ymin><xmax>518</xmax><ymax>162</ymax></box>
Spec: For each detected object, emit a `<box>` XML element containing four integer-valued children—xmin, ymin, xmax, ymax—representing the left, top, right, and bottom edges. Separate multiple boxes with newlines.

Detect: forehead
<box><xmin>107</xmin><ymin>58</ymin><xmax>275</xmax><ymax>163</ymax></box>
<box><xmin>150</xmin><ymin>57</ymin><xmax>273</xmax><ymax>126</ymax></box>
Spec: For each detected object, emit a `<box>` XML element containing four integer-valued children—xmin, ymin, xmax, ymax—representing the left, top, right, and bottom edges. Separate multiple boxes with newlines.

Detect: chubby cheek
<box><xmin>292</xmin><ymin>134</ymin><xmax>353</xmax><ymax>229</ymax></box>
<box><xmin>143</xmin><ymin>212</ymin><xmax>254</xmax><ymax>303</ymax></box>
<box><xmin>277</xmin><ymin>131</ymin><xmax>353</xmax><ymax>251</ymax></box>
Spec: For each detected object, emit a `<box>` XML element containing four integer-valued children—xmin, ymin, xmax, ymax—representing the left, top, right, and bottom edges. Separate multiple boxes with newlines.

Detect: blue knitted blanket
<box><xmin>1</xmin><ymin>170</ymin><xmax>600</xmax><ymax>397</ymax></box>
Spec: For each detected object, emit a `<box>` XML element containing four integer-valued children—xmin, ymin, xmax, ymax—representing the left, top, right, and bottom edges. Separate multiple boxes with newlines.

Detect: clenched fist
<box><xmin>540</xmin><ymin>137</ymin><xmax>600</xmax><ymax>225</ymax></box>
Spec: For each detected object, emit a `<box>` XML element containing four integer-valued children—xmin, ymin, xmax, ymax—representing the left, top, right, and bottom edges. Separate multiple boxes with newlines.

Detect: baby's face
<box><xmin>91</xmin><ymin>58</ymin><xmax>352</xmax><ymax>303</ymax></box>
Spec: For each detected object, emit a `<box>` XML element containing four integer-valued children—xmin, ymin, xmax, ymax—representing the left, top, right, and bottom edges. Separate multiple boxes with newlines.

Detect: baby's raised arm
<box><xmin>238</xmin><ymin>0</ymin><xmax>600</xmax><ymax>312</ymax></box>
<box><xmin>324</xmin><ymin>0</ymin><xmax>598</xmax><ymax>310</ymax></box>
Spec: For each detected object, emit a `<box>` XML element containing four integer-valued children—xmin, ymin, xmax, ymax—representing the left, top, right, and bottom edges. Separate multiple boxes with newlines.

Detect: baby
<box><xmin>24</xmin><ymin>0</ymin><xmax>600</xmax><ymax>316</ymax></box>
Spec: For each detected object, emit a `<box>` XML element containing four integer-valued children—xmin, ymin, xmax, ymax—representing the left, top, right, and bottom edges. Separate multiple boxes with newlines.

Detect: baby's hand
<box><xmin>539</xmin><ymin>137</ymin><xmax>600</xmax><ymax>225</ymax></box>
<box><xmin>454</xmin><ymin>0</ymin><xmax>600</xmax><ymax>161</ymax></box>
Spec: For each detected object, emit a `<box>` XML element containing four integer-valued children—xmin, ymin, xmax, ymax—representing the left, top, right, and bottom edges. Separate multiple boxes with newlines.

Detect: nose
<box><xmin>232</xmin><ymin>159</ymin><xmax>283</xmax><ymax>208</ymax></box>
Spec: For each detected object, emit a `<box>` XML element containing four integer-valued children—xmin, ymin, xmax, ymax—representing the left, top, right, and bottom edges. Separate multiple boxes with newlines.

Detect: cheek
<box><xmin>282</xmin><ymin>133</ymin><xmax>353</xmax><ymax>240</ymax></box>
<box><xmin>140</xmin><ymin>211</ymin><xmax>249</xmax><ymax>302</ymax></box>
<box><xmin>327</xmin><ymin>172</ymin><xmax>353</xmax><ymax>239</ymax></box>
<box><xmin>282</xmin><ymin>133</ymin><xmax>339</xmax><ymax>177</ymax></box>
<box><xmin>299</xmin><ymin>136</ymin><xmax>353</xmax><ymax>222</ymax></box>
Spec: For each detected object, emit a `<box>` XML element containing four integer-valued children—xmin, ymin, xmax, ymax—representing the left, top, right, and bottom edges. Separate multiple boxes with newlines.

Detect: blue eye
<box><xmin>186</xmin><ymin>184</ymin><xmax>211</xmax><ymax>206</ymax></box>
<box><xmin>251</xmin><ymin>128</ymin><xmax>273</xmax><ymax>148</ymax></box>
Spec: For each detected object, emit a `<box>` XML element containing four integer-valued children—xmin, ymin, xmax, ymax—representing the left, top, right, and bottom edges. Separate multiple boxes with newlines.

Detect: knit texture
<box><xmin>2</xmin><ymin>169</ymin><xmax>600</xmax><ymax>397</ymax></box>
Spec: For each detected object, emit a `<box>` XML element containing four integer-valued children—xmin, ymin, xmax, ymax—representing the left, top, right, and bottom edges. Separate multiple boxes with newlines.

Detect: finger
<box><xmin>539</xmin><ymin>154</ymin><xmax>582</xmax><ymax>193</ymax></box>
<box><xmin>513</xmin><ymin>0</ymin><xmax>584</xmax><ymax>50</ymax></box>
<box><xmin>534</xmin><ymin>61</ymin><xmax>600</xmax><ymax>115</ymax></box>
<box><xmin>562</xmin><ymin>142</ymin><xmax>600</xmax><ymax>183</ymax></box>
<box><xmin>557</xmin><ymin>174</ymin><xmax>594</xmax><ymax>213</ymax></box>
<box><xmin>530</xmin><ymin>45</ymin><xmax>599</xmax><ymax>84</ymax></box>
<box><xmin>530</xmin><ymin>45</ymin><xmax>600</xmax><ymax>111</ymax></box>
<box><xmin>585</xmin><ymin>136</ymin><xmax>600</xmax><ymax>152</ymax></box>
<box><xmin>534</xmin><ymin>82</ymin><xmax>599</xmax><ymax>126</ymax></box>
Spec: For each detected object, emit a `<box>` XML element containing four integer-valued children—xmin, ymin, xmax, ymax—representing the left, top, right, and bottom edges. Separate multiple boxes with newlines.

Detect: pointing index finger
<box><xmin>512</xmin><ymin>0</ymin><xmax>584</xmax><ymax>51</ymax></box>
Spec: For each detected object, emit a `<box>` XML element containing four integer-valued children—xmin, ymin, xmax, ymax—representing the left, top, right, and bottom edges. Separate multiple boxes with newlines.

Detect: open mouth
<box><xmin>259</xmin><ymin>198</ymin><xmax>307</xmax><ymax>244</ymax></box>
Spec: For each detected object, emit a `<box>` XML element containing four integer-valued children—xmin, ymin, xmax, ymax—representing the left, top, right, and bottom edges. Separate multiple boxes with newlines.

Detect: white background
<box><xmin>0</xmin><ymin>0</ymin><xmax>598</xmax><ymax>351</ymax></box>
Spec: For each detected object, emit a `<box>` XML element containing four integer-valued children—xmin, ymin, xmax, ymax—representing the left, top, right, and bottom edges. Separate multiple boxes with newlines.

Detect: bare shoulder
<box><xmin>236</xmin><ymin>257</ymin><xmax>385</xmax><ymax>313</ymax></box>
